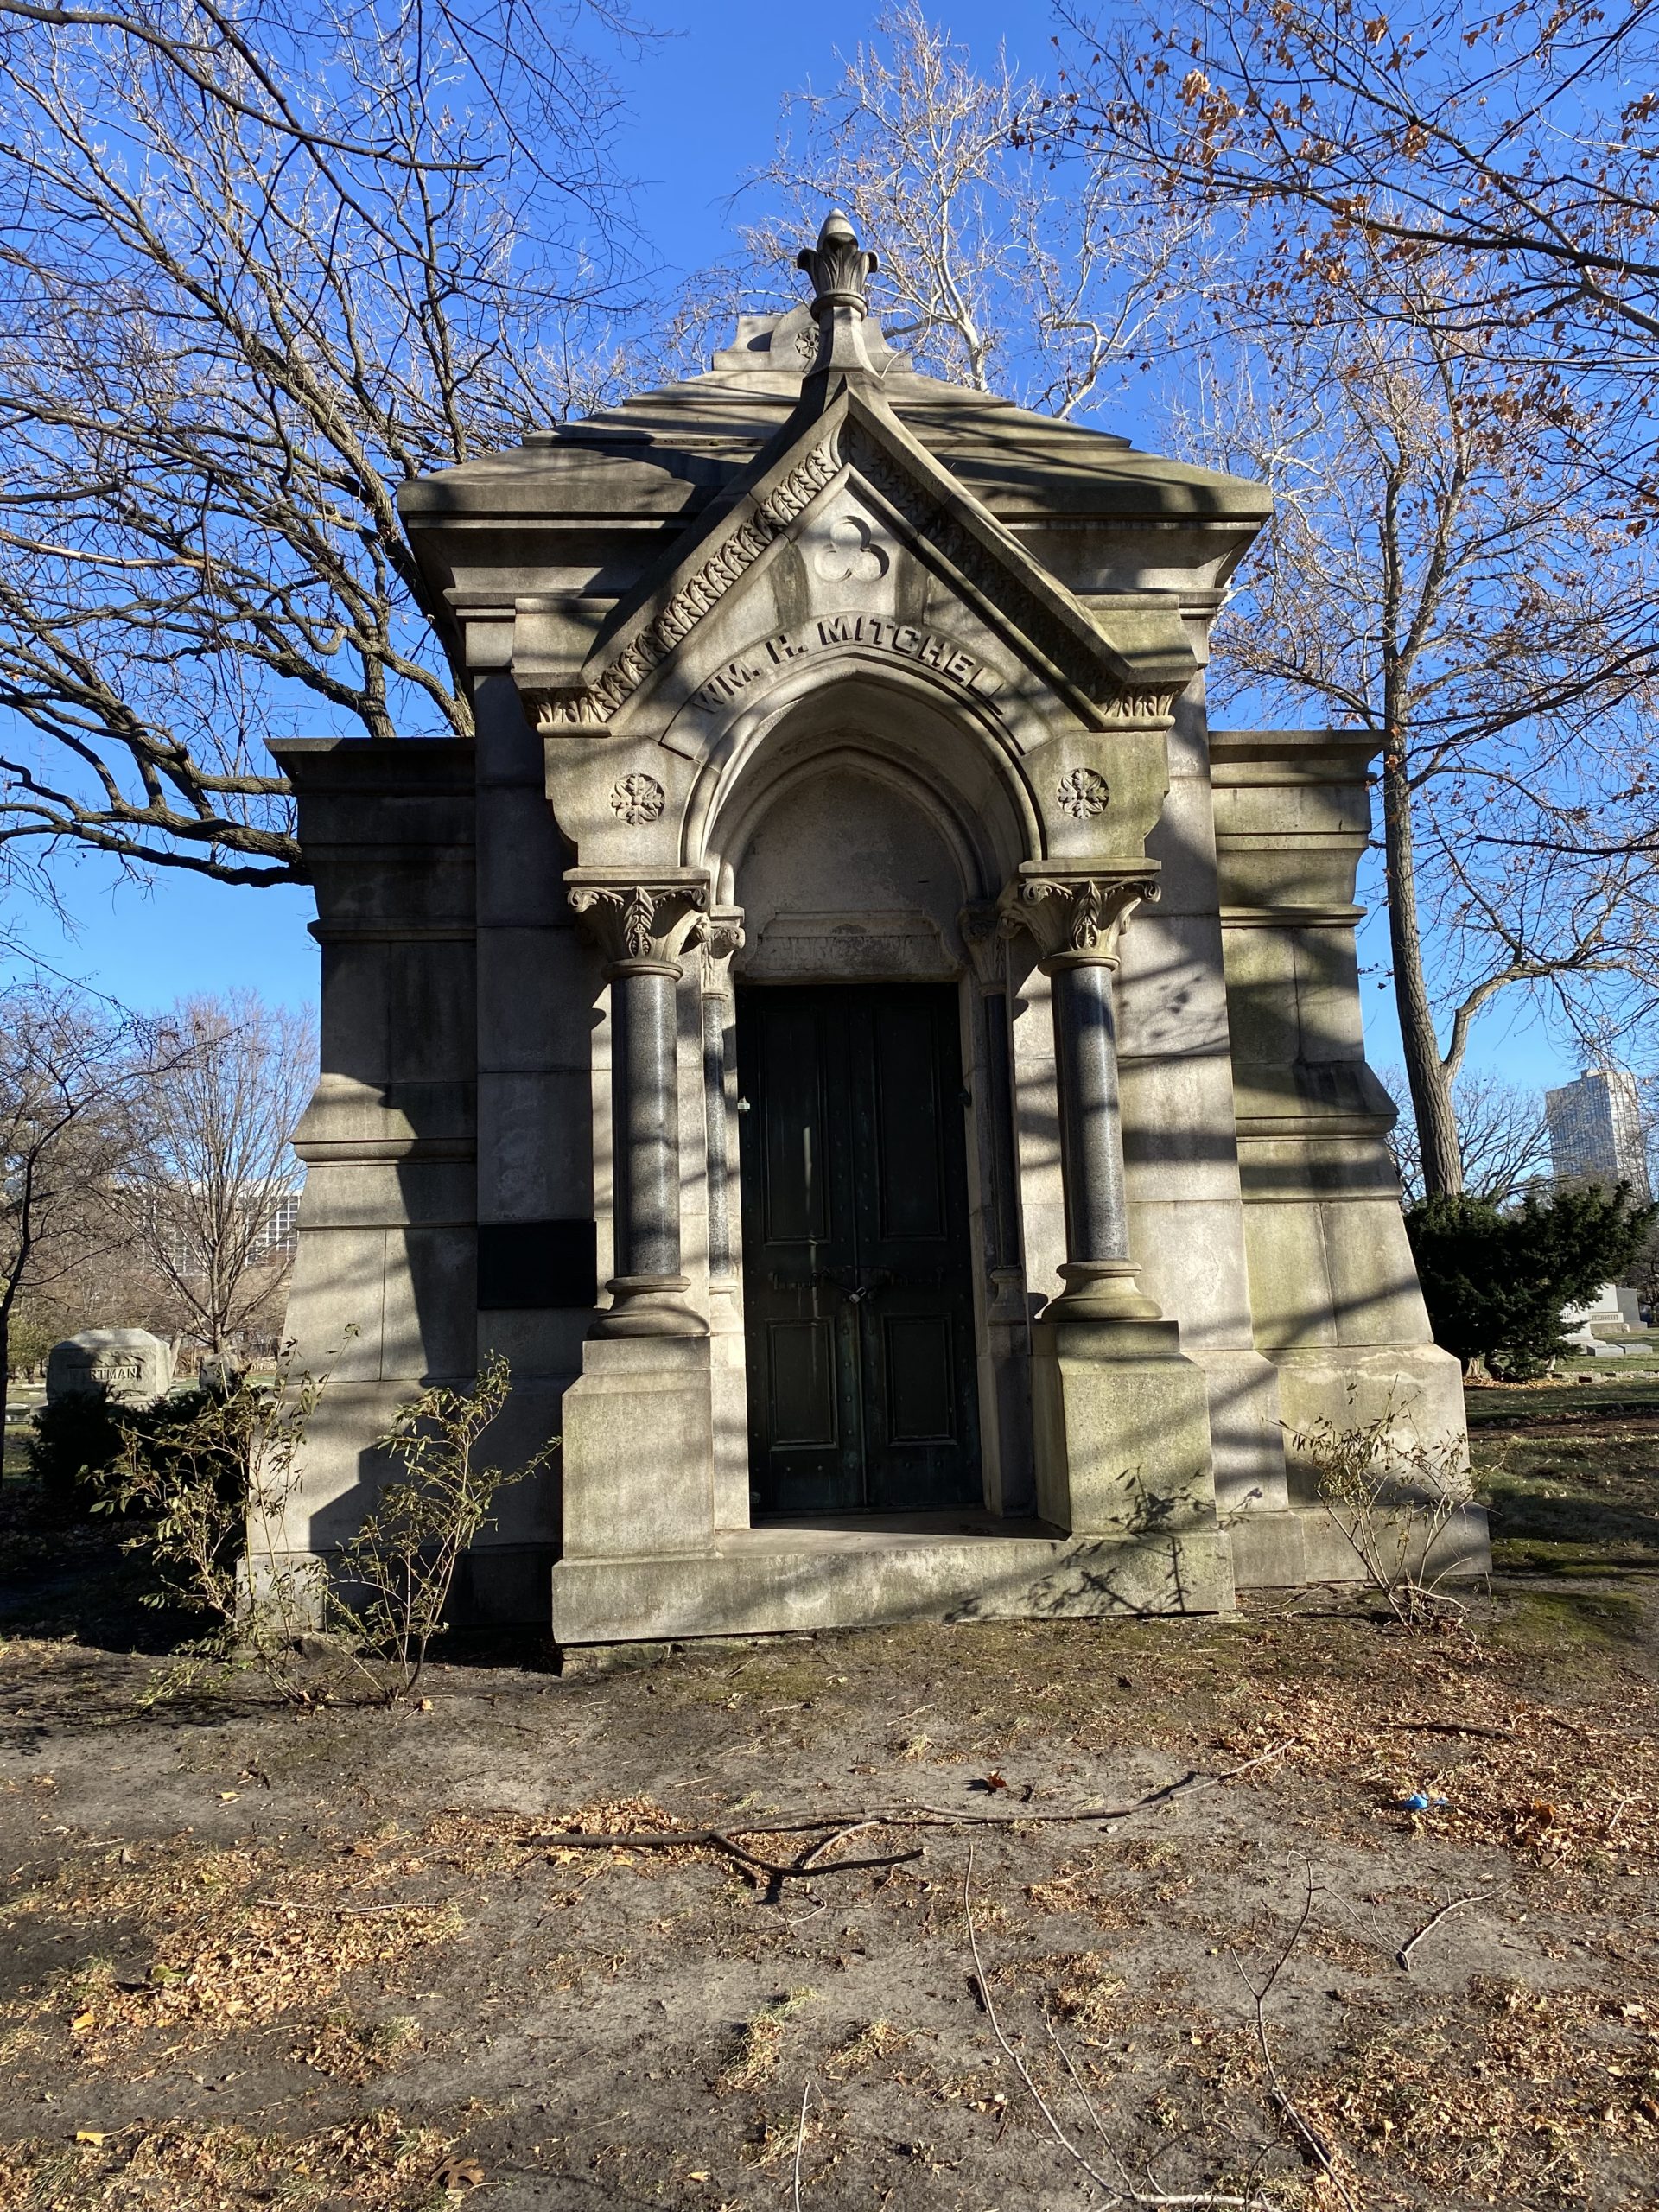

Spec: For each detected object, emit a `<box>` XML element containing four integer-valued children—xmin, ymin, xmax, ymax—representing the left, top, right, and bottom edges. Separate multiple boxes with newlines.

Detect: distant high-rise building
<box><xmin>1545</xmin><ymin>1069</ymin><xmax>1652</xmax><ymax>1200</ymax></box>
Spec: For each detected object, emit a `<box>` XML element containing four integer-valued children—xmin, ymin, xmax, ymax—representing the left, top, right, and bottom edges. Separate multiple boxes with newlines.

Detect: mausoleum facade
<box><xmin>272</xmin><ymin>215</ymin><xmax>1484</xmax><ymax>1643</ymax></box>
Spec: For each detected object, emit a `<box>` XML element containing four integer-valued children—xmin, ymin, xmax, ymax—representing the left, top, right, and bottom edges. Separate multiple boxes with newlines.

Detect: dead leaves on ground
<box><xmin>0</xmin><ymin>2108</ymin><xmax>456</xmax><ymax>2212</ymax></box>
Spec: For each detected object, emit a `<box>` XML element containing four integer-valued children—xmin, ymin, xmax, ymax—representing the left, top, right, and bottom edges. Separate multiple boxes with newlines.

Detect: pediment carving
<box><xmin>516</xmin><ymin>391</ymin><xmax>1197</xmax><ymax>740</ymax></box>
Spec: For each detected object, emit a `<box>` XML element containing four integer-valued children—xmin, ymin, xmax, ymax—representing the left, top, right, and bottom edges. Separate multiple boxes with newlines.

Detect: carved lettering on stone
<box><xmin>535</xmin><ymin>434</ymin><xmax>842</xmax><ymax>728</ymax></box>
<box><xmin>608</xmin><ymin>772</ymin><xmax>666</xmax><ymax>826</ymax></box>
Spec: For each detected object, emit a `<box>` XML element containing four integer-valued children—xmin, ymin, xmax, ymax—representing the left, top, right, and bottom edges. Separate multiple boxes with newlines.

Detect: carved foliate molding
<box><xmin>690</xmin><ymin>906</ymin><xmax>746</xmax><ymax>995</ymax></box>
<box><xmin>997</xmin><ymin>872</ymin><xmax>1160</xmax><ymax>969</ymax></box>
<box><xmin>568</xmin><ymin>879</ymin><xmax>709</xmax><ymax>970</ymax></box>
<box><xmin>529</xmin><ymin>436</ymin><xmax>842</xmax><ymax>730</ymax></box>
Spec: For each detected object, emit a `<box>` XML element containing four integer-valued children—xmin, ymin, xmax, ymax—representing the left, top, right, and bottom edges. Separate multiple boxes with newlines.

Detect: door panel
<box><xmin>766</xmin><ymin>1319</ymin><xmax>839</xmax><ymax>1446</ymax></box>
<box><xmin>739</xmin><ymin>983</ymin><xmax>981</xmax><ymax>1516</ymax></box>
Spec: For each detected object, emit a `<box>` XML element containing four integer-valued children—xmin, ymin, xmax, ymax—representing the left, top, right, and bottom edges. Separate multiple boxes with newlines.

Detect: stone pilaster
<box><xmin>690</xmin><ymin>907</ymin><xmax>745</xmax><ymax>1288</ymax></box>
<box><xmin>568</xmin><ymin>874</ymin><xmax>709</xmax><ymax>1338</ymax></box>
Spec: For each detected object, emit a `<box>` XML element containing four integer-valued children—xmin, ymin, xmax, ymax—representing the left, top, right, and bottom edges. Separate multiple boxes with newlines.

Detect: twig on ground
<box><xmin>1377</xmin><ymin>1717</ymin><xmax>1516</xmax><ymax>1740</ymax></box>
<box><xmin>791</xmin><ymin>2075</ymin><xmax>815</xmax><ymax>2211</ymax></box>
<box><xmin>964</xmin><ymin>1841</ymin><xmax>1274</xmax><ymax>2210</ymax></box>
<box><xmin>256</xmin><ymin>1898</ymin><xmax>448</xmax><ymax>1914</ymax></box>
<box><xmin>1396</xmin><ymin>1891</ymin><xmax>1479</xmax><ymax>1972</ymax></box>
<box><xmin>1231</xmin><ymin>1866</ymin><xmax>1357</xmax><ymax>2212</ymax></box>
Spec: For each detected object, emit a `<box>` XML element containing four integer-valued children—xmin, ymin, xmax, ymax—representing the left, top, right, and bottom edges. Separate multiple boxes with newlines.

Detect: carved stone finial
<box><xmin>796</xmin><ymin>209</ymin><xmax>878</xmax><ymax>315</ymax></box>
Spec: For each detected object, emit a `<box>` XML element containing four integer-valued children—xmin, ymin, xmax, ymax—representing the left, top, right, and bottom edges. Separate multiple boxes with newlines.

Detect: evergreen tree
<box><xmin>1406</xmin><ymin>1185</ymin><xmax>1656</xmax><ymax>1379</ymax></box>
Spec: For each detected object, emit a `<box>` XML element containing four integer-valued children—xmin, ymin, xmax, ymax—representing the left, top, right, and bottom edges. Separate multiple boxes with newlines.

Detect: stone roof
<box><xmin>398</xmin><ymin>307</ymin><xmax>1272</xmax><ymax>531</ymax></box>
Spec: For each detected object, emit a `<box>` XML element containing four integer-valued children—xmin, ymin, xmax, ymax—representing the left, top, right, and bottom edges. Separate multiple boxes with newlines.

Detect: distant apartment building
<box><xmin>1545</xmin><ymin>1069</ymin><xmax>1653</xmax><ymax>1200</ymax></box>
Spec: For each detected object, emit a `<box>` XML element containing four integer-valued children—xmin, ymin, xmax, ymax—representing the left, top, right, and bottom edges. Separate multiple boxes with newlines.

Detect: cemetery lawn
<box><xmin>0</xmin><ymin>1385</ymin><xmax>1656</xmax><ymax>2210</ymax></box>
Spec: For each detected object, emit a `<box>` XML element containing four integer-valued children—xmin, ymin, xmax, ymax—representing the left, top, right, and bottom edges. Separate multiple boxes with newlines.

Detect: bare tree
<box><xmin>689</xmin><ymin>2</ymin><xmax>1210</xmax><ymax>419</ymax></box>
<box><xmin>124</xmin><ymin>991</ymin><xmax>315</xmax><ymax>1358</ymax></box>
<box><xmin>1058</xmin><ymin>0</ymin><xmax>1659</xmax><ymax>394</ymax></box>
<box><xmin>0</xmin><ymin>0</ymin><xmax>645</xmax><ymax>885</ymax></box>
<box><xmin>1383</xmin><ymin>1067</ymin><xmax>1551</xmax><ymax>1207</ymax></box>
<box><xmin>0</xmin><ymin>982</ymin><xmax>160</xmax><ymax>1446</ymax></box>
<box><xmin>1176</xmin><ymin>298</ymin><xmax>1659</xmax><ymax>1195</ymax></box>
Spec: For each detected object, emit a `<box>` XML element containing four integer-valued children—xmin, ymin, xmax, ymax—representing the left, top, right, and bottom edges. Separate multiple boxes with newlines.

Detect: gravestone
<box><xmin>45</xmin><ymin>1328</ymin><xmax>173</xmax><ymax>1405</ymax></box>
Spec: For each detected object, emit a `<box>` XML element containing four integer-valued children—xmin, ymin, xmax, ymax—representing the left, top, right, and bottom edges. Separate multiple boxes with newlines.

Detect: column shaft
<box><xmin>701</xmin><ymin>987</ymin><xmax>734</xmax><ymax>1283</ymax></box>
<box><xmin>1052</xmin><ymin>960</ymin><xmax>1130</xmax><ymax>1265</ymax></box>
<box><xmin>613</xmin><ymin>963</ymin><xmax>682</xmax><ymax>1281</ymax></box>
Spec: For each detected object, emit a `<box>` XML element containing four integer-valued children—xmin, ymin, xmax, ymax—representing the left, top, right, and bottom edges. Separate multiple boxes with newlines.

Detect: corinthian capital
<box><xmin>690</xmin><ymin>906</ymin><xmax>746</xmax><ymax>995</ymax></box>
<box><xmin>567</xmin><ymin>872</ymin><xmax>709</xmax><ymax>972</ymax></box>
<box><xmin>997</xmin><ymin>868</ymin><xmax>1160</xmax><ymax>970</ymax></box>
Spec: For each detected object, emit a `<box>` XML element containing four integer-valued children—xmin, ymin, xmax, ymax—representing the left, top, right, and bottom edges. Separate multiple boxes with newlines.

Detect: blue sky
<box><xmin>2</xmin><ymin>0</ymin><xmax>1577</xmax><ymax>1095</ymax></box>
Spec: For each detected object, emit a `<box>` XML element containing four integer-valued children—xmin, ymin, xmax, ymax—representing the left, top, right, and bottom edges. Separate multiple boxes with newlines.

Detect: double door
<box><xmin>737</xmin><ymin>982</ymin><xmax>981</xmax><ymax>1516</ymax></box>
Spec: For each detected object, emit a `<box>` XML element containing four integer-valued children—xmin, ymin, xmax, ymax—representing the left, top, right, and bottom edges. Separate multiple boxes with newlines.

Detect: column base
<box><xmin>589</xmin><ymin>1274</ymin><xmax>708</xmax><ymax>1339</ymax></box>
<box><xmin>1041</xmin><ymin>1259</ymin><xmax>1162</xmax><ymax>1322</ymax></box>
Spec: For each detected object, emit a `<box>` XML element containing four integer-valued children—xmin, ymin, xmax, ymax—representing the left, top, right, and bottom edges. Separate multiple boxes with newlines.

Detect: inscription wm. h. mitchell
<box><xmin>696</xmin><ymin>613</ymin><xmax>999</xmax><ymax>711</ymax></box>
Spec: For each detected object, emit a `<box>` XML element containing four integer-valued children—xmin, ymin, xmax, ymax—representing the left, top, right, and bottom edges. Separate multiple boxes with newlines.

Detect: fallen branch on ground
<box><xmin>1376</xmin><ymin>1717</ymin><xmax>1516</xmax><ymax>1740</ymax></box>
<box><xmin>1396</xmin><ymin>1891</ymin><xmax>1479</xmax><ymax>1972</ymax></box>
<box><xmin>533</xmin><ymin>1744</ymin><xmax>1293</xmax><ymax>1867</ymax></box>
<box><xmin>544</xmin><ymin>1828</ymin><xmax>924</xmax><ymax>1885</ymax></box>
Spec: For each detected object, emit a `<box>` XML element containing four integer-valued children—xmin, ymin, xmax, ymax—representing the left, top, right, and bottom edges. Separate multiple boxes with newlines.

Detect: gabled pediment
<box><xmin>513</xmin><ymin>384</ymin><xmax>1199</xmax><ymax>737</ymax></box>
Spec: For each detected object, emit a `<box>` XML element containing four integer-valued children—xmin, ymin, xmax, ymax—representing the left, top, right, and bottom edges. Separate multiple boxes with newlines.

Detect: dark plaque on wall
<box><xmin>476</xmin><ymin>1220</ymin><xmax>598</xmax><ymax>1310</ymax></box>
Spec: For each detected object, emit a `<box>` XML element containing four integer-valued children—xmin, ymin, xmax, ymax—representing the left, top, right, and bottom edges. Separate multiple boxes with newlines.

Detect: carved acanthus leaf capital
<box><xmin>958</xmin><ymin>900</ymin><xmax>1007</xmax><ymax>991</ymax></box>
<box><xmin>997</xmin><ymin>870</ymin><xmax>1160</xmax><ymax>969</ymax></box>
<box><xmin>567</xmin><ymin>876</ymin><xmax>709</xmax><ymax>971</ymax></box>
<box><xmin>690</xmin><ymin>906</ymin><xmax>746</xmax><ymax>994</ymax></box>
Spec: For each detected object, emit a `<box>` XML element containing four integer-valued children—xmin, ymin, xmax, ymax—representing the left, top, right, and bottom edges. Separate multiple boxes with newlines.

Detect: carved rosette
<box><xmin>568</xmin><ymin>879</ymin><xmax>709</xmax><ymax>973</ymax></box>
<box><xmin>690</xmin><ymin>906</ymin><xmax>746</xmax><ymax>995</ymax></box>
<box><xmin>997</xmin><ymin>871</ymin><xmax>1160</xmax><ymax>971</ymax></box>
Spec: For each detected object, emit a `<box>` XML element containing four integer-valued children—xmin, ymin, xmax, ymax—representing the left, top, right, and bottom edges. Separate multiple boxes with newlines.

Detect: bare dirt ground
<box><xmin>1</xmin><ymin>1378</ymin><xmax>1657</xmax><ymax>2211</ymax></box>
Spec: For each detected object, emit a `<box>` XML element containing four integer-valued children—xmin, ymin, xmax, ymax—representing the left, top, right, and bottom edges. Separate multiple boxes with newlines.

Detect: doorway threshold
<box><xmin>745</xmin><ymin>1510</ymin><xmax>1058</xmax><ymax>1548</ymax></box>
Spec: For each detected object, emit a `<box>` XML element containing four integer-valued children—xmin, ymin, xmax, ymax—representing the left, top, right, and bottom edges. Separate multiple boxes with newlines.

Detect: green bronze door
<box><xmin>737</xmin><ymin>982</ymin><xmax>982</xmax><ymax>1516</ymax></box>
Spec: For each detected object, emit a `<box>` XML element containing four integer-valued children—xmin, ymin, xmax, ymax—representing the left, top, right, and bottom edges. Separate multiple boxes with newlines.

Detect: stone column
<box><xmin>962</xmin><ymin>902</ymin><xmax>1033</xmax><ymax>1513</ymax></box>
<box><xmin>568</xmin><ymin>877</ymin><xmax>709</xmax><ymax>1338</ymax></box>
<box><xmin>1001</xmin><ymin>872</ymin><xmax>1162</xmax><ymax>1321</ymax></box>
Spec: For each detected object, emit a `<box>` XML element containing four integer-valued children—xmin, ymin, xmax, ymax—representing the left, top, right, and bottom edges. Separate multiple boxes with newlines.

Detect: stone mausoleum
<box><xmin>271</xmin><ymin>216</ymin><xmax>1483</xmax><ymax>1645</ymax></box>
